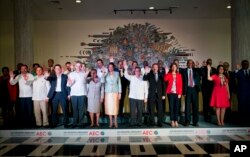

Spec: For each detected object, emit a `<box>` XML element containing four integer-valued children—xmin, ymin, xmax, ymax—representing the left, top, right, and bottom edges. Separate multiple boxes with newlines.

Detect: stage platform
<box><xmin>0</xmin><ymin>119</ymin><xmax>250</xmax><ymax>156</ymax></box>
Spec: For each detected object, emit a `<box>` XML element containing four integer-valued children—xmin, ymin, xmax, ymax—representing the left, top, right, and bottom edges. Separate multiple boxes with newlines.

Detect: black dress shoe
<box><xmin>157</xmin><ymin>123</ymin><xmax>163</xmax><ymax>127</ymax></box>
<box><xmin>44</xmin><ymin>125</ymin><xmax>50</xmax><ymax>128</ymax></box>
<box><xmin>193</xmin><ymin>123</ymin><xmax>199</xmax><ymax>127</ymax></box>
<box><xmin>50</xmin><ymin>125</ymin><xmax>57</xmax><ymax>129</ymax></box>
<box><xmin>184</xmin><ymin>122</ymin><xmax>190</xmax><ymax>127</ymax></box>
<box><xmin>136</xmin><ymin>124</ymin><xmax>142</xmax><ymax>127</ymax></box>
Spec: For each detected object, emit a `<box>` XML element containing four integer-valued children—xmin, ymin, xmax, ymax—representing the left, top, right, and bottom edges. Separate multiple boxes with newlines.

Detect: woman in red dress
<box><xmin>207</xmin><ymin>65</ymin><xmax>230</xmax><ymax>126</ymax></box>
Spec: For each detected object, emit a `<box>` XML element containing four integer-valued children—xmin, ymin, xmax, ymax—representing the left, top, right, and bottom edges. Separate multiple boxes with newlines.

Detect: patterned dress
<box><xmin>87</xmin><ymin>79</ymin><xmax>104</xmax><ymax>113</ymax></box>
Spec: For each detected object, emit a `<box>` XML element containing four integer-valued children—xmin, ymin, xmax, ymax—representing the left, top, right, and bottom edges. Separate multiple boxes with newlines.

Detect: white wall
<box><xmin>33</xmin><ymin>18</ymin><xmax>231</xmax><ymax>68</ymax></box>
<box><xmin>0</xmin><ymin>18</ymin><xmax>231</xmax><ymax>69</ymax></box>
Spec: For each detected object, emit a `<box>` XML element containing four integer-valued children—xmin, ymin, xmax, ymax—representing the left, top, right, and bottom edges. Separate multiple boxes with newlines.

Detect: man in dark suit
<box><xmin>183</xmin><ymin>59</ymin><xmax>201</xmax><ymax>126</ymax></box>
<box><xmin>200</xmin><ymin>58</ymin><xmax>217</xmax><ymax>122</ymax></box>
<box><xmin>223</xmin><ymin>62</ymin><xmax>236</xmax><ymax>122</ymax></box>
<box><xmin>235</xmin><ymin>60</ymin><xmax>250</xmax><ymax>126</ymax></box>
<box><xmin>46</xmin><ymin>64</ymin><xmax>69</xmax><ymax>128</ymax></box>
<box><xmin>117</xmin><ymin>60</ymin><xmax>129</xmax><ymax>121</ymax></box>
<box><xmin>143</xmin><ymin>63</ymin><xmax>166</xmax><ymax>127</ymax></box>
<box><xmin>158</xmin><ymin>60</ymin><xmax>166</xmax><ymax>115</ymax></box>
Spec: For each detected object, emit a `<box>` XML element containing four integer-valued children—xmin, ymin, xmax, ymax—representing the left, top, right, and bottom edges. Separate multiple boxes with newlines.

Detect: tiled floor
<box><xmin>0</xmin><ymin>135</ymin><xmax>250</xmax><ymax>156</ymax></box>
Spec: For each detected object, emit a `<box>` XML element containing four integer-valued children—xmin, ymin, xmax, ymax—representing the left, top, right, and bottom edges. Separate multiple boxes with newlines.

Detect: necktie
<box><xmin>189</xmin><ymin>69</ymin><xmax>194</xmax><ymax>87</ymax></box>
<box><xmin>244</xmin><ymin>70</ymin><xmax>248</xmax><ymax>76</ymax></box>
<box><xmin>155</xmin><ymin>73</ymin><xmax>158</xmax><ymax>82</ymax></box>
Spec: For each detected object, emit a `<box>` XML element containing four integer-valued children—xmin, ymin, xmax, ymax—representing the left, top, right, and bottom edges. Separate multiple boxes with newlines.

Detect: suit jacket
<box><xmin>235</xmin><ymin>69</ymin><xmax>250</xmax><ymax>94</ymax></box>
<box><xmin>164</xmin><ymin>72</ymin><xmax>183</xmax><ymax>95</ymax></box>
<box><xmin>47</xmin><ymin>74</ymin><xmax>69</xmax><ymax>99</ymax></box>
<box><xmin>224</xmin><ymin>70</ymin><xmax>236</xmax><ymax>95</ymax></box>
<box><xmin>143</xmin><ymin>71</ymin><xmax>166</xmax><ymax>99</ymax></box>
<box><xmin>200</xmin><ymin>66</ymin><xmax>217</xmax><ymax>91</ymax></box>
<box><xmin>182</xmin><ymin>68</ymin><xmax>201</xmax><ymax>95</ymax></box>
<box><xmin>118</xmin><ymin>68</ymin><xmax>129</xmax><ymax>94</ymax></box>
<box><xmin>104</xmin><ymin>72</ymin><xmax>122</xmax><ymax>93</ymax></box>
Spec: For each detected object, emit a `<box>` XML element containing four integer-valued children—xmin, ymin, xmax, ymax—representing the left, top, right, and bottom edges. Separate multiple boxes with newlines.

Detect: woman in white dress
<box><xmin>87</xmin><ymin>69</ymin><xmax>104</xmax><ymax>127</ymax></box>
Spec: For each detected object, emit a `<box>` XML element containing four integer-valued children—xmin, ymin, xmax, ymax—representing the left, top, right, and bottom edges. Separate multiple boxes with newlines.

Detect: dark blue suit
<box><xmin>47</xmin><ymin>74</ymin><xmax>69</xmax><ymax>126</ymax></box>
<box><xmin>182</xmin><ymin>68</ymin><xmax>201</xmax><ymax>125</ymax></box>
<box><xmin>200</xmin><ymin>66</ymin><xmax>217</xmax><ymax>121</ymax></box>
<box><xmin>235</xmin><ymin>69</ymin><xmax>250</xmax><ymax>125</ymax></box>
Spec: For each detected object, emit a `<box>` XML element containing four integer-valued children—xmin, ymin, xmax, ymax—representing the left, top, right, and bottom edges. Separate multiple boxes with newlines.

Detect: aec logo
<box><xmin>88</xmin><ymin>131</ymin><xmax>105</xmax><ymax>136</ymax></box>
<box><xmin>36</xmin><ymin>131</ymin><xmax>48</xmax><ymax>137</ymax></box>
<box><xmin>142</xmin><ymin>130</ymin><xmax>158</xmax><ymax>136</ymax></box>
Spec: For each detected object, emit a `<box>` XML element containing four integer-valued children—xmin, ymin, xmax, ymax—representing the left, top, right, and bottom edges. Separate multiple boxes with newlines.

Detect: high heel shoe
<box><xmin>175</xmin><ymin>121</ymin><xmax>179</xmax><ymax>127</ymax></box>
<box><xmin>114</xmin><ymin>122</ymin><xmax>118</xmax><ymax>128</ymax></box>
<box><xmin>171</xmin><ymin>121</ymin><xmax>175</xmax><ymax>127</ymax></box>
<box><xmin>221</xmin><ymin>122</ymin><xmax>224</xmax><ymax>126</ymax></box>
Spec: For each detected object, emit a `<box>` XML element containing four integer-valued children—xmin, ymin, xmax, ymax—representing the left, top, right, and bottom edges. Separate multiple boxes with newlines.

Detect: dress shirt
<box><xmin>97</xmin><ymin>66</ymin><xmax>108</xmax><ymax>78</ymax></box>
<box><xmin>32</xmin><ymin>76</ymin><xmax>50</xmax><ymax>100</ymax></box>
<box><xmin>55</xmin><ymin>74</ymin><xmax>62</xmax><ymax>92</ymax></box>
<box><xmin>124</xmin><ymin>69</ymin><xmax>148</xmax><ymax>100</ymax></box>
<box><xmin>171</xmin><ymin>75</ymin><xmax>177</xmax><ymax>93</ymax></box>
<box><xmin>68</xmin><ymin>71</ymin><xmax>88</xmax><ymax>96</ymax></box>
<box><xmin>10</xmin><ymin>73</ymin><xmax>34</xmax><ymax>97</ymax></box>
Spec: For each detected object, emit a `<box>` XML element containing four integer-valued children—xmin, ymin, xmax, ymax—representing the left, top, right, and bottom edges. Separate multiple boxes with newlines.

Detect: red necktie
<box><xmin>189</xmin><ymin>69</ymin><xmax>194</xmax><ymax>87</ymax></box>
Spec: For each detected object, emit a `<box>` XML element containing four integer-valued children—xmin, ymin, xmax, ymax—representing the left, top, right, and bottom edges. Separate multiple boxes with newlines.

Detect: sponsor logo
<box><xmin>36</xmin><ymin>131</ymin><xmax>48</xmax><ymax>136</ymax></box>
<box><xmin>142</xmin><ymin>130</ymin><xmax>158</xmax><ymax>136</ymax></box>
<box><xmin>88</xmin><ymin>131</ymin><xmax>105</xmax><ymax>136</ymax></box>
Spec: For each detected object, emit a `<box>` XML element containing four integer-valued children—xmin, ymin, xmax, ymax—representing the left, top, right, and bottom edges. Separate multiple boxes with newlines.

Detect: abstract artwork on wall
<box><xmin>73</xmin><ymin>23</ymin><xmax>195</xmax><ymax>68</ymax></box>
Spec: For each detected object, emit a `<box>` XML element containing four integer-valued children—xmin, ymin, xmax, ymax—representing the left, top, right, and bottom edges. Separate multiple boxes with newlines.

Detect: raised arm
<box><xmin>9</xmin><ymin>71</ymin><xmax>19</xmax><ymax>85</ymax></box>
<box><xmin>207</xmin><ymin>65</ymin><xmax>213</xmax><ymax>81</ymax></box>
<box><xmin>164</xmin><ymin>66</ymin><xmax>170</xmax><ymax>82</ymax></box>
<box><xmin>123</xmin><ymin>60</ymin><xmax>131</xmax><ymax>81</ymax></box>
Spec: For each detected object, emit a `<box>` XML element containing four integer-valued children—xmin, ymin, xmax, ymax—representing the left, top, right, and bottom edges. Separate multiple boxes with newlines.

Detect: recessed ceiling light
<box><xmin>227</xmin><ymin>5</ymin><xmax>231</xmax><ymax>9</ymax></box>
<box><xmin>149</xmin><ymin>7</ymin><xmax>154</xmax><ymax>10</ymax></box>
<box><xmin>76</xmin><ymin>0</ymin><xmax>81</xmax><ymax>3</ymax></box>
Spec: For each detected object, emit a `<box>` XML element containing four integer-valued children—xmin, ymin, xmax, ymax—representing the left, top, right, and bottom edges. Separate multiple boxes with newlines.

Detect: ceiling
<box><xmin>0</xmin><ymin>0</ymin><xmax>231</xmax><ymax>20</ymax></box>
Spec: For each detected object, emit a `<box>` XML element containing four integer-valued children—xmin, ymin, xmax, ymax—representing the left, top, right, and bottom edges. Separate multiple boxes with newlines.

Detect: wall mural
<box><xmin>64</xmin><ymin>23</ymin><xmax>195</xmax><ymax>68</ymax></box>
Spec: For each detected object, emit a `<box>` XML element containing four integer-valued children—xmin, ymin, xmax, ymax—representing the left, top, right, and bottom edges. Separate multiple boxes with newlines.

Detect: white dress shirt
<box><xmin>32</xmin><ymin>76</ymin><xmax>51</xmax><ymax>101</ymax></box>
<box><xmin>124</xmin><ymin>69</ymin><xmax>148</xmax><ymax>100</ymax></box>
<box><xmin>10</xmin><ymin>73</ymin><xmax>34</xmax><ymax>98</ymax></box>
<box><xmin>68</xmin><ymin>71</ymin><xmax>88</xmax><ymax>96</ymax></box>
<box><xmin>55</xmin><ymin>75</ymin><xmax>62</xmax><ymax>92</ymax></box>
<box><xmin>97</xmin><ymin>66</ymin><xmax>108</xmax><ymax>78</ymax></box>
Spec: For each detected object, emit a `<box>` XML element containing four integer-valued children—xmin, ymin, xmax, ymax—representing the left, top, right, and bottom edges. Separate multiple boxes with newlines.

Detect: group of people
<box><xmin>0</xmin><ymin>57</ymin><xmax>249</xmax><ymax>129</ymax></box>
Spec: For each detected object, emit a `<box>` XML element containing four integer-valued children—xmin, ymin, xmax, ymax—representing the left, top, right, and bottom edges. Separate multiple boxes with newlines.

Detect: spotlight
<box><xmin>227</xmin><ymin>5</ymin><xmax>231</xmax><ymax>9</ymax></box>
<box><xmin>149</xmin><ymin>6</ymin><xmax>154</xmax><ymax>10</ymax></box>
<box><xmin>75</xmin><ymin>0</ymin><xmax>81</xmax><ymax>3</ymax></box>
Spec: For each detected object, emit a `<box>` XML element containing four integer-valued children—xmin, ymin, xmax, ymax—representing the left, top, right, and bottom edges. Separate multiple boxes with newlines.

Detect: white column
<box><xmin>14</xmin><ymin>0</ymin><xmax>33</xmax><ymax>67</ymax></box>
<box><xmin>231</xmin><ymin>0</ymin><xmax>250</xmax><ymax>67</ymax></box>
